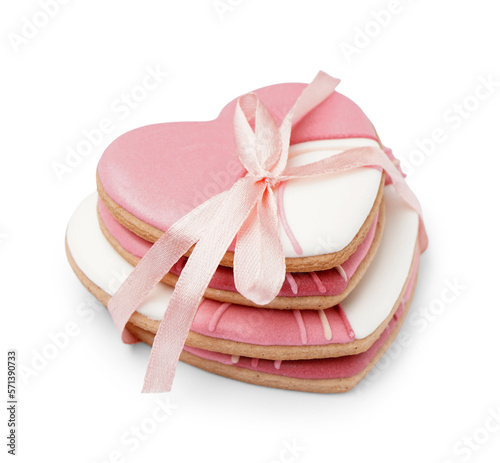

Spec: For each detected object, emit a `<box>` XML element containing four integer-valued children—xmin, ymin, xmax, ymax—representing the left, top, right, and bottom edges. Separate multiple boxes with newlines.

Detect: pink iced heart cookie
<box><xmin>96</xmin><ymin>83</ymin><xmax>388</xmax><ymax>272</ymax></box>
<box><xmin>134</xmin><ymin>299</ymin><xmax>412</xmax><ymax>393</ymax></box>
<box><xmin>65</xmin><ymin>72</ymin><xmax>427</xmax><ymax>393</ymax></box>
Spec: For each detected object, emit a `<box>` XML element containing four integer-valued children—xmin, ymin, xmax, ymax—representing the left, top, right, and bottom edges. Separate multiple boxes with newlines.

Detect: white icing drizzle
<box><xmin>335</xmin><ymin>265</ymin><xmax>348</xmax><ymax>282</ymax></box>
<box><xmin>318</xmin><ymin>309</ymin><xmax>333</xmax><ymax>341</ymax></box>
<box><xmin>285</xmin><ymin>272</ymin><xmax>298</xmax><ymax>294</ymax></box>
<box><xmin>274</xmin><ymin>360</ymin><xmax>282</xmax><ymax>370</ymax></box>
<box><xmin>292</xmin><ymin>310</ymin><xmax>308</xmax><ymax>344</ymax></box>
<box><xmin>309</xmin><ymin>271</ymin><xmax>326</xmax><ymax>293</ymax></box>
<box><xmin>231</xmin><ymin>355</ymin><xmax>240</xmax><ymax>364</ymax></box>
<box><xmin>208</xmin><ymin>302</ymin><xmax>232</xmax><ymax>332</ymax></box>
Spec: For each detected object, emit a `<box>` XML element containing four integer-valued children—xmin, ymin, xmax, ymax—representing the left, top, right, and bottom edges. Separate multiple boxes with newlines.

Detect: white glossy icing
<box><xmin>66</xmin><ymin>194</ymin><xmax>176</xmax><ymax>320</ymax></box>
<box><xmin>66</xmin><ymin>184</ymin><xmax>418</xmax><ymax>340</ymax></box>
<box><xmin>341</xmin><ymin>185</ymin><xmax>419</xmax><ymax>338</ymax></box>
<box><xmin>279</xmin><ymin>138</ymin><xmax>382</xmax><ymax>257</ymax></box>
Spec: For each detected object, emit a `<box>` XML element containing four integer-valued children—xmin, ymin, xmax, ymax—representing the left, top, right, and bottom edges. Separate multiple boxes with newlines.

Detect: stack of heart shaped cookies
<box><xmin>66</xmin><ymin>77</ymin><xmax>425</xmax><ymax>393</ymax></box>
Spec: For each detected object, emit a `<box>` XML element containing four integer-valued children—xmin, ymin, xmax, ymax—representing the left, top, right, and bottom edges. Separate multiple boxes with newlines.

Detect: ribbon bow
<box><xmin>108</xmin><ymin>71</ymin><xmax>428</xmax><ymax>392</ymax></box>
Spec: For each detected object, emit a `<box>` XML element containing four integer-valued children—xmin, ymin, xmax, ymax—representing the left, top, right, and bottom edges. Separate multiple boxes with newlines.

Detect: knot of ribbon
<box><xmin>108</xmin><ymin>71</ymin><xmax>428</xmax><ymax>392</ymax></box>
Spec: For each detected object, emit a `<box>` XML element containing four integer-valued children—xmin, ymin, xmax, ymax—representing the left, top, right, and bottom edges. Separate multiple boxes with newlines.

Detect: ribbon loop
<box><xmin>234</xmin><ymin>94</ymin><xmax>282</xmax><ymax>177</ymax></box>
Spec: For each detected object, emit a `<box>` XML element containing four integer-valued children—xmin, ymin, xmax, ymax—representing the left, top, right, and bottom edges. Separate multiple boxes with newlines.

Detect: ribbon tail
<box><xmin>234</xmin><ymin>186</ymin><xmax>285</xmax><ymax>305</ymax></box>
<box><xmin>289</xmin><ymin>71</ymin><xmax>341</xmax><ymax>126</ymax></box>
<box><xmin>141</xmin><ymin>179</ymin><xmax>265</xmax><ymax>393</ymax></box>
<box><xmin>385</xmin><ymin>164</ymin><xmax>429</xmax><ymax>253</ymax></box>
<box><xmin>280</xmin><ymin>146</ymin><xmax>428</xmax><ymax>253</ymax></box>
<box><xmin>108</xmin><ymin>190</ymin><xmax>231</xmax><ymax>344</ymax></box>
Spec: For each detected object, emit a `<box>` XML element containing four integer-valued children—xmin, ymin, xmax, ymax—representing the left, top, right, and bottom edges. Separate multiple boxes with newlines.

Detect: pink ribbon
<box><xmin>108</xmin><ymin>71</ymin><xmax>428</xmax><ymax>392</ymax></box>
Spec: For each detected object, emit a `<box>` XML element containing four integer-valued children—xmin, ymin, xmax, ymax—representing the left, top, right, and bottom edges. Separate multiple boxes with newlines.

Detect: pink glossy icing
<box><xmin>98</xmin><ymin>199</ymin><xmax>379</xmax><ymax>298</ymax></box>
<box><xmin>97</xmin><ymin>83</ymin><xmax>378</xmax><ymax>238</ymax></box>
<box><xmin>182</xmin><ymin>253</ymin><xmax>418</xmax><ymax>378</ymax></box>
<box><xmin>190</xmin><ymin>242</ymin><xmax>417</xmax><ymax>348</ymax></box>
<box><xmin>192</xmin><ymin>300</ymin><xmax>355</xmax><ymax>346</ymax></box>
<box><xmin>183</xmin><ymin>301</ymin><xmax>404</xmax><ymax>380</ymax></box>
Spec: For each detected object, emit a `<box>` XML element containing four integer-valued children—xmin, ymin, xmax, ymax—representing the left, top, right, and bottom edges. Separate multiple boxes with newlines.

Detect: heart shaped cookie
<box><xmin>97</xmin><ymin>84</ymin><xmax>388</xmax><ymax>271</ymax></box>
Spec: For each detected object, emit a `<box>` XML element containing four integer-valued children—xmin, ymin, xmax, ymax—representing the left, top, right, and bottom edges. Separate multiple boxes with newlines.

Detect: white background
<box><xmin>2</xmin><ymin>1</ymin><xmax>500</xmax><ymax>462</ymax></box>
